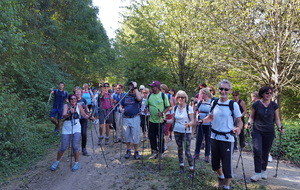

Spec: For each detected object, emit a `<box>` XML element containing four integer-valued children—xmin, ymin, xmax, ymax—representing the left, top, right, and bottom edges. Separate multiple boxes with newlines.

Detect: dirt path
<box><xmin>2</xmin><ymin>126</ymin><xmax>300</xmax><ymax>190</ymax></box>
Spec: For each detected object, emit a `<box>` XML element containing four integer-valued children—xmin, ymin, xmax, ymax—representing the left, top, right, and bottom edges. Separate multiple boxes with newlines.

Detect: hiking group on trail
<box><xmin>48</xmin><ymin>79</ymin><xmax>284</xmax><ymax>190</ymax></box>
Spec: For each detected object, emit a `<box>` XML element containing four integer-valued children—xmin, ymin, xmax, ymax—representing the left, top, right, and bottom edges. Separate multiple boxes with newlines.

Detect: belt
<box><xmin>123</xmin><ymin>115</ymin><xmax>137</xmax><ymax>118</ymax></box>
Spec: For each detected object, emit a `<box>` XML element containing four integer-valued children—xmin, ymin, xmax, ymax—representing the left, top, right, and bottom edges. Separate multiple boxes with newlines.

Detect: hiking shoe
<box><xmin>134</xmin><ymin>151</ymin><xmax>141</xmax><ymax>160</ymax></box>
<box><xmin>98</xmin><ymin>136</ymin><xmax>104</xmax><ymax>145</ymax></box>
<box><xmin>261</xmin><ymin>170</ymin><xmax>267</xmax><ymax>180</ymax></box>
<box><xmin>50</xmin><ymin>161</ymin><xmax>59</xmax><ymax>171</ymax></box>
<box><xmin>251</xmin><ymin>173</ymin><xmax>261</xmax><ymax>182</ymax></box>
<box><xmin>193</xmin><ymin>154</ymin><xmax>200</xmax><ymax>159</ymax></box>
<box><xmin>117</xmin><ymin>138</ymin><xmax>122</xmax><ymax>143</ymax></box>
<box><xmin>149</xmin><ymin>151</ymin><xmax>158</xmax><ymax>159</ymax></box>
<box><xmin>72</xmin><ymin>162</ymin><xmax>79</xmax><ymax>172</ymax></box>
<box><xmin>158</xmin><ymin>153</ymin><xmax>165</xmax><ymax>160</ymax></box>
<box><xmin>82</xmin><ymin>148</ymin><xmax>89</xmax><ymax>156</ymax></box>
<box><xmin>179</xmin><ymin>166</ymin><xmax>185</xmax><ymax>174</ymax></box>
<box><xmin>214</xmin><ymin>177</ymin><xmax>225</xmax><ymax>188</ymax></box>
<box><xmin>124</xmin><ymin>150</ymin><xmax>131</xmax><ymax>159</ymax></box>
<box><xmin>141</xmin><ymin>136</ymin><xmax>147</xmax><ymax>142</ymax></box>
<box><xmin>104</xmin><ymin>137</ymin><xmax>109</xmax><ymax>145</ymax></box>
<box><xmin>204</xmin><ymin>156</ymin><xmax>209</xmax><ymax>163</ymax></box>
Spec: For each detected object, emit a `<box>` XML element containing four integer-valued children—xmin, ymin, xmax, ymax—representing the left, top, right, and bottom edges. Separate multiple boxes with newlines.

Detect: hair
<box><xmin>232</xmin><ymin>90</ymin><xmax>240</xmax><ymax>95</ymax></box>
<box><xmin>251</xmin><ymin>91</ymin><xmax>259</xmax><ymax>98</ymax></box>
<box><xmin>208</xmin><ymin>86</ymin><xmax>216</xmax><ymax>95</ymax></box>
<box><xmin>112</xmin><ymin>83</ymin><xmax>117</xmax><ymax>87</ymax></box>
<box><xmin>160</xmin><ymin>84</ymin><xmax>169</xmax><ymax>93</ymax></box>
<box><xmin>83</xmin><ymin>83</ymin><xmax>89</xmax><ymax>88</ymax></box>
<box><xmin>200</xmin><ymin>88</ymin><xmax>213</xmax><ymax>99</ymax></box>
<box><xmin>218</xmin><ymin>79</ymin><xmax>232</xmax><ymax>89</ymax></box>
<box><xmin>73</xmin><ymin>86</ymin><xmax>82</xmax><ymax>93</ymax></box>
<box><xmin>142</xmin><ymin>88</ymin><xmax>150</xmax><ymax>93</ymax></box>
<box><xmin>198</xmin><ymin>83</ymin><xmax>207</xmax><ymax>90</ymax></box>
<box><xmin>175</xmin><ymin>90</ymin><xmax>189</xmax><ymax>103</ymax></box>
<box><xmin>58</xmin><ymin>82</ymin><xmax>64</xmax><ymax>85</ymax></box>
<box><xmin>116</xmin><ymin>84</ymin><xmax>123</xmax><ymax>89</ymax></box>
<box><xmin>258</xmin><ymin>86</ymin><xmax>273</xmax><ymax>98</ymax></box>
<box><xmin>68</xmin><ymin>94</ymin><xmax>77</xmax><ymax>102</ymax></box>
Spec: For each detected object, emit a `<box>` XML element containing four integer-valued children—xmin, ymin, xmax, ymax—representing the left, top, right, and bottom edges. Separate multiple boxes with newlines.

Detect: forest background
<box><xmin>0</xmin><ymin>0</ymin><xmax>299</xmax><ymax>183</ymax></box>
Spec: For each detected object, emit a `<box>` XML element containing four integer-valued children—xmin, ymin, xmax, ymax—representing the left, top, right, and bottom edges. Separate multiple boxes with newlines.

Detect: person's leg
<box><xmin>204</xmin><ymin>125</ymin><xmax>211</xmax><ymax>157</ymax></box>
<box><xmin>56</xmin><ymin>134</ymin><xmax>70</xmax><ymax>160</ymax></box>
<box><xmin>80</xmin><ymin>119</ymin><xmax>88</xmax><ymax>149</ymax></box>
<box><xmin>252</xmin><ymin>130</ymin><xmax>263</xmax><ymax>173</ymax></box>
<box><xmin>73</xmin><ymin>133</ymin><xmax>81</xmax><ymax>162</ymax></box>
<box><xmin>194</xmin><ymin>124</ymin><xmax>203</xmax><ymax>155</ymax></box>
<box><xmin>261</xmin><ymin>132</ymin><xmax>275</xmax><ymax>171</ymax></box>
<box><xmin>185</xmin><ymin>133</ymin><xmax>193</xmax><ymax>168</ymax></box>
<box><xmin>148</xmin><ymin>122</ymin><xmax>158</xmax><ymax>152</ymax></box>
<box><xmin>158</xmin><ymin>123</ymin><xmax>165</xmax><ymax>154</ymax></box>
<box><xmin>174</xmin><ymin>132</ymin><xmax>184</xmax><ymax>164</ymax></box>
<box><xmin>220</xmin><ymin>141</ymin><xmax>234</xmax><ymax>186</ymax></box>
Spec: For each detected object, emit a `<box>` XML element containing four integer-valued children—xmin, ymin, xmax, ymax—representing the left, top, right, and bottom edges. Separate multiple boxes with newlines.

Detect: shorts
<box><xmin>50</xmin><ymin>108</ymin><xmax>63</xmax><ymax>119</ymax></box>
<box><xmin>123</xmin><ymin>115</ymin><xmax>140</xmax><ymax>144</ymax></box>
<box><xmin>164</xmin><ymin>114</ymin><xmax>173</xmax><ymax>135</ymax></box>
<box><xmin>98</xmin><ymin>108</ymin><xmax>112</xmax><ymax>124</ymax></box>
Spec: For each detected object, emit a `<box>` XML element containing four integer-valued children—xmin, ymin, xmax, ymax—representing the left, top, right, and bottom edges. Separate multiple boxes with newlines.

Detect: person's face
<box><xmin>169</xmin><ymin>90</ymin><xmax>174</xmax><ymax>96</ymax></box>
<box><xmin>142</xmin><ymin>90</ymin><xmax>149</xmax><ymax>98</ymax></box>
<box><xmin>116</xmin><ymin>86</ymin><xmax>122</xmax><ymax>93</ymax></box>
<box><xmin>58</xmin><ymin>83</ymin><xmax>64</xmax><ymax>90</ymax></box>
<box><xmin>262</xmin><ymin>89</ymin><xmax>273</xmax><ymax>100</ymax></box>
<box><xmin>218</xmin><ymin>83</ymin><xmax>231</xmax><ymax>99</ymax></box>
<box><xmin>150</xmin><ymin>86</ymin><xmax>160</xmax><ymax>93</ymax></box>
<box><xmin>83</xmin><ymin>84</ymin><xmax>89</xmax><ymax>90</ymax></box>
<box><xmin>232</xmin><ymin>94</ymin><xmax>239</xmax><ymax>101</ymax></box>
<box><xmin>177</xmin><ymin>94</ymin><xmax>186</xmax><ymax>104</ymax></box>
<box><xmin>70</xmin><ymin>96</ymin><xmax>77</xmax><ymax>104</ymax></box>
<box><xmin>251</xmin><ymin>95</ymin><xmax>258</xmax><ymax>103</ymax></box>
<box><xmin>75</xmin><ymin>90</ymin><xmax>82</xmax><ymax>99</ymax></box>
<box><xmin>199</xmin><ymin>92</ymin><xmax>206</xmax><ymax>100</ymax></box>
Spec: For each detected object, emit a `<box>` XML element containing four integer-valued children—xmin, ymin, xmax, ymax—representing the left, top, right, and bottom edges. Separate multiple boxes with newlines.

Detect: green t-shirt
<box><xmin>145</xmin><ymin>92</ymin><xmax>170</xmax><ymax>123</ymax></box>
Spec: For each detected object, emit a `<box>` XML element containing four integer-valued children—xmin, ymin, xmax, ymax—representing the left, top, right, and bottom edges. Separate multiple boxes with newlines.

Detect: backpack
<box><xmin>147</xmin><ymin>92</ymin><xmax>167</xmax><ymax>109</ymax></box>
<box><xmin>210</xmin><ymin>98</ymin><xmax>235</xmax><ymax>119</ymax></box>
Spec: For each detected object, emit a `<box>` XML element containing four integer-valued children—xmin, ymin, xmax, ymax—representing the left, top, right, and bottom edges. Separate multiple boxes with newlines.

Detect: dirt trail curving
<box><xmin>2</xmin><ymin>125</ymin><xmax>300</xmax><ymax>190</ymax></box>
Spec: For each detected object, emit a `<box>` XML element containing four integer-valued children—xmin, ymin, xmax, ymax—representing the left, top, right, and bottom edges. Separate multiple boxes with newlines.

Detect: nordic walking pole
<box><xmin>238</xmin><ymin>136</ymin><xmax>248</xmax><ymax>190</ymax></box>
<box><xmin>158</xmin><ymin>121</ymin><xmax>162</xmax><ymax>171</ymax></box>
<box><xmin>141</xmin><ymin>115</ymin><xmax>146</xmax><ymax>165</ymax></box>
<box><xmin>192</xmin><ymin>121</ymin><xmax>201</xmax><ymax>188</ymax></box>
<box><xmin>90</xmin><ymin>109</ymin><xmax>95</xmax><ymax>154</ymax></box>
<box><xmin>70</xmin><ymin>110</ymin><xmax>74</xmax><ymax>169</ymax></box>
<box><xmin>92</xmin><ymin>116</ymin><xmax>108</xmax><ymax>167</ymax></box>
<box><xmin>274</xmin><ymin>127</ymin><xmax>283</xmax><ymax>177</ymax></box>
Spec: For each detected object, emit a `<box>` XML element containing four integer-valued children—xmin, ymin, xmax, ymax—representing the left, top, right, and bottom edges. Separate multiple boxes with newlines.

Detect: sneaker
<box><xmin>158</xmin><ymin>153</ymin><xmax>165</xmax><ymax>160</ymax></box>
<box><xmin>98</xmin><ymin>136</ymin><xmax>104</xmax><ymax>145</ymax></box>
<box><xmin>104</xmin><ymin>137</ymin><xmax>109</xmax><ymax>145</ymax></box>
<box><xmin>50</xmin><ymin>161</ymin><xmax>59</xmax><ymax>171</ymax></box>
<box><xmin>124</xmin><ymin>150</ymin><xmax>131</xmax><ymax>159</ymax></box>
<box><xmin>117</xmin><ymin>138</ymin><xmax>122</xmax><ymax>143</ymax></box>
<box><xmin>72</xmin><ymin>162</ymin><xmax>79</xmax><ymax>172</ymax></box>
<box><xmin>234</xmin><ymin>147</ymin><xmax>238</xmax><ymax>152</ymax></box>
<box><xmin>149</xmin><ymin>151</ymin><xmax>158</xmax><ymax>159</ymax></box>
<box><xmin>179</xmin><ymin>166</ymin><xmax>185</xmax><ymax>174</ymax></box>
<box><xmin>204</xmin><ymin>156</ymin><xmax>209</xmax><ymax>163</ymax></box>
<box><xmin>164</xmin><ymin>144</ymin><xmax>168</xmax><ymax>151</ymax></box>
<box><xmin>268</xmin><ymin>154</ymin><xmax>273</xmax><ymax>162</ymax></box>
<box><xmin>141</xmin><ymin>136</ymin><xmax>147</xmax><ymax>142</ymax></box>
<box><xmin>261</xmin><ymin>170</ymin><xmax>267</xmax><ymax>180</ymax></box>
<box><xmin>82</xmin><ymin>148</ymin><xmax>89</xmax><ymax>156</ymax></box>
<box><xmin>193</xmin><ymin>154</ymin><xmax>200</xmax><ymax>159</ymax></box>
<box><xmin>214</xmin><ymin>177</ymin><xmax>225</xmax><ymax>188</ymax></box>
<box><xmin>134</xmin><ymin>151</ymin><xmax>141</xmax><ymax>160</ymax></box>
<box><xmin>251</xmin><ymin>173</ymin><xmax>261</xmax><ymax>182</ymax></box>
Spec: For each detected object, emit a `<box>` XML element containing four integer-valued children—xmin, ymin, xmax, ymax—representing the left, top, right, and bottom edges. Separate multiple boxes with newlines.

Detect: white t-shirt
<box><xmin>210</xmin><ymin>99</ymin><xmax>242</xmax><ymax>142</ymax></box>
<box><xmin>62</xmin><ymin>104</ymin><xmax>81</xmax><ymax>134</ymax></box>
<box><xmin>172</xmin><ymin>105</ymin><xmax>194</xmax><ymax>133</ymax></box>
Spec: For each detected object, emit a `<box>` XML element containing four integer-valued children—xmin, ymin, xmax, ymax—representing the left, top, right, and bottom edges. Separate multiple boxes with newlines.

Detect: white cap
<box><xmin>139</xmin><ymin>85</ymin><xmax>145</xmax><ymax>90</ymax></box>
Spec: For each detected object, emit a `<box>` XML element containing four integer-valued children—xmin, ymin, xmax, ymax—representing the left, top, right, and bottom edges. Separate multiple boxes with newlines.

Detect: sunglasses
<box><xmin>219</xmin><ymin>88</ymin><xmax>230</xmax><ymax>91</ymax></box>
<box><xmin>233</xmin><ymin>94</ymin><xmax>238</xmax><ymax>96</ymax></box>
<box><xmin>265</xmin><ymin>92</ymin><xmax>273</xmax><ymax>95</ymax></box>
<box><xmin>178</xmin><ymin>96</ymin><xmax>186</xmax><ymax>99</ymax></box>
<box><xmin>104</xmin><ymin>86</ymin><xmax>109</xmax><ymax>87</ymax></box>
<box><xmin>70</xmin><ymin>97</ymin><xmax>77</xmax><ymax>100</ymax></box>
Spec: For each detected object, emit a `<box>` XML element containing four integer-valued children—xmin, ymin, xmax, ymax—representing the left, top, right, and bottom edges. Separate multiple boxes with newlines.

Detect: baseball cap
<box><xmin>148</xmin><ymin>80</ymin><xmax>161</xmax><ymax>87</ymax></box>
<box><xmin>103</xmin><ymin>82</ymin><xmax>110</xmax><ymax>87</ymax></box>
<box><xmin>139</xmin><ymin>85</ymin><xmax>145</xmax><ymax>90</ymax></box>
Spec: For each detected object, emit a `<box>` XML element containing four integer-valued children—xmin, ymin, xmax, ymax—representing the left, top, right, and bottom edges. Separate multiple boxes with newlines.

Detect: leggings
<box><xmin>59</xmin><ymin>133</ymin><xmax>81</xmax><ymax>153</ymax></box>
<box><xmin>195</xmin><ymin>124</ymin><xmax>211</xmax><ymax>156</ymax></box>
<box><xmin>174</xmin><ymin>132</ymin><xmax>193</xmax><ymax>166</ymax></box>
<box><xmin>140</xmin><ymin>115</ymin><xmax>149</xmax><ymax>133</ymax></box>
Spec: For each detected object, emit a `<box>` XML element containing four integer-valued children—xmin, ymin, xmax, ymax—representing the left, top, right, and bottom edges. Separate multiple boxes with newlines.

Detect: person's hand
<box><xmin>119</xmin><ymin>107</ymin><xmax>125</xmax><ymax>113</ymax></box>
<box><xmin>157</xmin><ymin>112</ymin><xmax>163</xmax><ymax>117</ymax></box>
<box><xmin>131</xmin><ymin>81</ymin><xmax>137</xmax><ymax>89</ymax></box>
<box><xmin>278</xmin><ymin>128</ymin><xmax>284</xmax><ymax>134</ymax></box>
<box><xmin>197</xmin><ymin>119</ymin><xmax>203</xmax><ymax>125</ymax></box>
<box><xmin>246</xmin><ymin>122</ymin><xmax>252</xmax><ymax>129</ymax></box>
<box><xmin>144</xmin><ymin>108</ymin><xmax>149</xmax><ymax>114</ymax></box>
<box><xmin>233</xmin><ymin>127</ymin><xmax>241</xmax><ymax>135</ymax></box>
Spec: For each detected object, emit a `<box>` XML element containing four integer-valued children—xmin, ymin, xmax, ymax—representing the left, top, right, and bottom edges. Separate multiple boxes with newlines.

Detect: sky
<box><xmin>92</xmin><ymin>0</ymin><xmax>131</xmax><ymax>39</ymax></box>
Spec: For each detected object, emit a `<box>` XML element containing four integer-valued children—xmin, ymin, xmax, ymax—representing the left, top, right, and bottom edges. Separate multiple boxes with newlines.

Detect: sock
<box><xmin>223</xmin><ymin>185</ymin><xmax>230</xmax><ymax>189</ymax></box>
<box><xmin>180</xmin><ymin>163</ymin><xmax>184</xmax><ymax>166</ymax></box>
<box><xmin>218</xmin><ymin>174</ymin><xmax>225</xmax><ymax>179</ymax></box>
<box><xmin>189</xmin><ymin>166</ymin><xmax>194</xmax><ymax>170</ymax></box>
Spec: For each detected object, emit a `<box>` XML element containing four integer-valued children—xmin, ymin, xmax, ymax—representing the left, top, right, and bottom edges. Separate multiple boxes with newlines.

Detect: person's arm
<box><xmin>233</xmin><ymin>117</ymin><xmax>243</xmax><ymax>135</ymax></box>
<box><xmin>240</xmin><ymin>100</ymin><xmax>247</xmax><ymax>117</ymax></box>
<box><xmin>62</xmin><ymin>104</ymin><xmax>70</xmax><ymax>118</ymax></box>
<box><xmin>275</xmin><ymin>109</ymin><xmax>284</xmax><ymax>134</ymax></box>
<box><xmin>78</xmin><ymin>104</ymin><xmax>94</xmax><ymax>120</ymax></box>
<box><xmin>184</xmin><ymin>113</ymin><xmax>194</xmax><ymax>128</ymax></box>
<box><xmin>247</xmin><ymin>108</ymin><xmax>255</xmax><ymax>128</ymax></box>
<box><xmin>135</xmin><ymin>89</ymin><xmax>142</xmax><ymax>101</ymax></box>
<box><xmin>198</xmin><ymin>114</ymin><xmax>213</xmax><ymax>124</ymax></box>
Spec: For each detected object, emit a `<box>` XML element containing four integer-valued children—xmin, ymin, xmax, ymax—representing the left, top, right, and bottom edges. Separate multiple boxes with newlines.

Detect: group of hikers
<box><xmin>48</xmin><ymin>79</ymin><xmax>284</xmax><ymax>190</ymax></box>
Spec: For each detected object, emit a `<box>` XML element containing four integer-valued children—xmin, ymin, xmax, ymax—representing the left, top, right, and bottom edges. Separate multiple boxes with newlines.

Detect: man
<box><xmin>49</xmin><ymin>82</ymin><xmax>68</xmax><ymax>134</ymax></box>
<box><xmin>119</xmin><ymin>81</ymin><xmax>142</xmax><ymax>159</ymax></box>
<box><xmin>199</xmin><ymin>79</ymin><xmax>243</xmax><ymax>190</ymax></box>
<box><xmin>145</xmin><ymin>81</ymin><xmax>170</xmax><ymax>159</ymax></box>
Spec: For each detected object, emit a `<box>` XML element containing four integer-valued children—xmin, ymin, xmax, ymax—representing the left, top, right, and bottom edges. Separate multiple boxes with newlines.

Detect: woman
<box><xmin>247</xmin><ymin>86</ymin><xmax>284</xmax><ymax>182</ymax></box>
<box><xmin>161</xmin><ymin>84</ymin><xmax>174</xmax><ymax>150</ymax></box>
<box><xmin>232</xmin><ymin>90</ymin><xmax>247</xmax><ymax>150</ymax></box>
<box><xmin>140</xmin><ymin>88</ymin><xmax>150</xmax><ymax>141</ymax></box>
<box><xmin>50</xmin><ymin>94</ymin><xmax>93</xmax><ymax>171</ymax></box>
<box><xmin>199</xmin><ymin>80</ymin><xmax>243</xmax><ymax>190</ymax></box>
<box><xmin>112</xmin><ymin>84</ymin><xmax>125</xmax><ymax>142</ymax></box>
<box><xmin>167</xmin><ymin>90</ymin><xmax>194</xmax><ymax>176</ymax></box>
<box><xmin>82</xmin><ymin>83</ymin><xmax>94</xmax><ymax>110</ymax></box>
<box><xmin>193</xmin><ymin>88</ymin><xmax>213</xmax><ymax>162</ymax></box>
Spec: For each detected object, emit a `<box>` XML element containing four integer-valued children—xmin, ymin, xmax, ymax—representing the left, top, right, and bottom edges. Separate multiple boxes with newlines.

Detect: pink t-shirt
<box><xmin>99</xmin><ymin>92</ymin><xmax>111</xmax><ymax>109</ymax></box>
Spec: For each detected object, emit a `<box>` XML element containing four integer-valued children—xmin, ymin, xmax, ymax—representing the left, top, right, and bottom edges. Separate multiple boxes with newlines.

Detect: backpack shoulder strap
<box><xmin>229</xmin><ymin>100</ymin><xmax>235</xmax><ymax>118</ymax></box>
<box><xmin>186</xmin><ymin>104</ymin><xmax>191</xmax><ymax>121</ymax></box>
<box><xmin>161</xmin><ymin>92</ymin><xmax>166</xmax><ymax>108</ymax></box>
<box><xmin>210</xmin><ymin>98</ymin><xmax>219</xmax><ymax>113</ymax></box>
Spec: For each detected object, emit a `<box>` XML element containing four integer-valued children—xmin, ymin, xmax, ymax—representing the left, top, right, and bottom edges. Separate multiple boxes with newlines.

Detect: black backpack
<box><xmin>210</xmin><ymin>98</ymin><xmax>235</xmax><ymax>119</ymax></box>
<box><xmin>147</xmin><ymin>92</ymin><xmax>167</xmax><ymax>109</ymax></box>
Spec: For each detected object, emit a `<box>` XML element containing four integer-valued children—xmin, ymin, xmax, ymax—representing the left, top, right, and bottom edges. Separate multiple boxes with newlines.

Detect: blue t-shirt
<box><xmin>52</xmin><ymin>89</ymin><xmax>68</xmax><ymax>109</ymax></box>
<box><xmin>113</xmin><ymin>92</ymin><xmax>125</xmax><ymax>112</ymax></box>
<box><xmin>197</xmin><ymin>99</ymin><xmax>212</xmax><ymax>125</ymax></box>
<box><xmin>121</xmin><ymin>93</ymin><xmax>140</xmax><ymax>117</ymax></box>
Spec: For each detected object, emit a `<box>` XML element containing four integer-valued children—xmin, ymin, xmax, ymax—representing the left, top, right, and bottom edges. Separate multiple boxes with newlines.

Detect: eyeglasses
<box><xmin>265</xmin><ymin>92</ymin><xmax>273</xmax><ymax>95</ymax></box>
<box><xmin>209</xmin><ymin>90</ymin><xmax>213</xmax><ymax>92</ymax></box>
<box><xmin>178</xmin><ymin>96</ymin><xmax>186</xmax><ymax>99</ymax></box>
<box><xmin>219</xmin><ymin>88</ymin><xmax>230</xmax><ymax>91</ymax></box>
